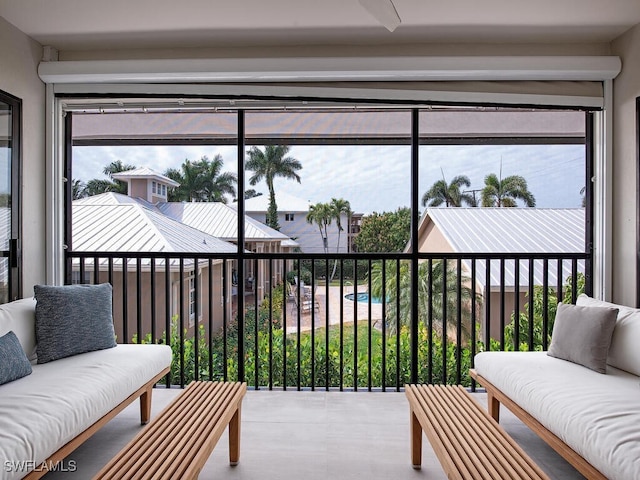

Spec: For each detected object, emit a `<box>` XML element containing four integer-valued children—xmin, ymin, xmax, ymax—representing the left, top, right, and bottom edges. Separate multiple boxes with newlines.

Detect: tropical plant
<box><xmin>369</xmin><ymin>259</ymin><xmax>480</xmax><ymax>341</ymax></box>
<box><xmin>481</xmin><ymin>171</ymin><xmax>536</xmax><ymax>207</ymax></box>
<box><xmin>245</xmin><ymin>145</ymin><xmax>302</xmax><ymax>230</ymax></box>
<box><xmin>330</xmin><ymin>198</ymin><xmax>352</xmax><ymax>254</ymax></box>
<box><xmin>83</xmin><ymin>160</ymin><xmax>135</xmax><ymax>196</ymax></box>
<box><xmin>165</xmin><ymin>155</ymin><xmax>236</xmax><ymax>202</ymax></box>
<box><xmin>306</xmin><ymin>202</ymin><xmax>333</xmax><ymax>253</ymax></box>
<box><xmin>422</xmin><ymin>173</ymin><xmax>476</xmax><ymax>207</ymax></box>
<box><xmin>354</xmin><ymin>208</ymin><xmax>411</xmax><ymax>253</ymax></box>
<box><xmin>71</xmin><ymin>179</ymin><xmax>87</xmax><ymax>199</ymax></box>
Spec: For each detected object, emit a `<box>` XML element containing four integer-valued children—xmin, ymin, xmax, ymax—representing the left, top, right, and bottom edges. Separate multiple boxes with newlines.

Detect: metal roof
<box><xmin>425</xmin><ymin>208</ymin><xmax>584</xmax><ymax>254</ymax></box>
<box><xmin>240</xmin><ymin>191</ymin><xmax>312</xmax><ymax>213</ymax></box>
<box><xmin>111</xmin><ymin>166</ymin><xmax>180</xmax><ymax>186</ymax></box>
<box><xmin>72</xmin><ymin>193</ymin><xmax>236</xmax><ymax>270</ymax></box>
<box><xmin>158</xmin><ymin>202</ymin><xmax>289</xmax><ymax>242</ymax></box>
<box><xmin>421</xmin><ymin>208</ymin><xmax>586</xmax><ymax>290</ymax></box>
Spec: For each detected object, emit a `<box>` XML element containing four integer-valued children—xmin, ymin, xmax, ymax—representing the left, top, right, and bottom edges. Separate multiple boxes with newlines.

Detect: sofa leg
<box><xmin>140</xmin><ymin>386</ymin><xmax>153</xmax><ymax>425</ymax></box>
<box><xmin>488</xmin><ymin>392</ymin><xmax>500</xmax><ymax>422</ymax></box>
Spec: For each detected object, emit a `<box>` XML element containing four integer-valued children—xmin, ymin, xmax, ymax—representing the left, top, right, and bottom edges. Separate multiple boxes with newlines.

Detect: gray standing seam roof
<box><xmin>423</xmin><ymin>208</ymin><xmax>585</xmax><ymax>290</ymax></box>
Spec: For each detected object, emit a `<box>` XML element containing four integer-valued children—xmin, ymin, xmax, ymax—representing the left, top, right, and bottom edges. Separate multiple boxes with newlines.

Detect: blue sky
<box><xmin>73</xmin><ymin>143</ymin><xmax>585</xmax><ymax>214</ymax></box>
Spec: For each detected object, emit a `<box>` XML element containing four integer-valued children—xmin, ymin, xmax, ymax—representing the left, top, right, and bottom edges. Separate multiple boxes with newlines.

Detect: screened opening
<box><xmin>66</xmin><ymin>98</ymin><xmax>593</xmax><ymax>388</ymax></box>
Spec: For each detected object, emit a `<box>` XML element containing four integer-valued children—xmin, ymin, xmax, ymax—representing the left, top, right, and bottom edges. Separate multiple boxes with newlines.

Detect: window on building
<box><xmin>152</xmin><ymin>181</ymin><xmax>157</xmax><ymax>194</ymax></box>
<box><xmin>285</xmin><ymin>213</ymin><xmax>295</xmax><ymax>221</ymax></box>
<box><xmin>162</xmin><ymin>184</ymin><xmax>166</xmax><ymax>196</ymax></box>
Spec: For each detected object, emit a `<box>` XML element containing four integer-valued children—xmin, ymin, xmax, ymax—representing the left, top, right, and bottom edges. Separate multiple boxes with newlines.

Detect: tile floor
<box><xmin>44</xmin><ymin>388</ymin><xmax>584</xmax><ymax>479</ymax></box>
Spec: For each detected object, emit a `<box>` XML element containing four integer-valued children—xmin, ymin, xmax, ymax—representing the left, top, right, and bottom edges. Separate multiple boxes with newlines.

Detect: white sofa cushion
<box><xmin>0</xmin><ymin>343</ymin><xmax>171</xmax><ymax>480</ymax></box>
<box><xmin>0</xmin><ymin>298</ymin><xmax>37</xmax><ymax>363</ymax></box>
<box><xmin>475</xmin><ymin>351</ymin><xmax>640</xmax><ymax>480</ymax></box>
<box><xmin>576</xmin><ymin>293</ymin><xmax>640</xmax><ymax>376</ymax></box>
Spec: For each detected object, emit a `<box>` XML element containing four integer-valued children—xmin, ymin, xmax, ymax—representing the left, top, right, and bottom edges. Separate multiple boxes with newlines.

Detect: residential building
<box><xmin>416</xmin><ymin>208</ymin><xmax>585</xmax><ymax>338</ymax></box>
<box><xmin>241</xmin><ymin>191</ymin><xmax>357</xmax><ymax>253</ymax></box>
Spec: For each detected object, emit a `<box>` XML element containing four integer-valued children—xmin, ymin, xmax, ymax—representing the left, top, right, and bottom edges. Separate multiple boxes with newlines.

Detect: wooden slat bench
<box><xmin>405</xmin><ymin>384</ymin><xmax>550</xmax><ymax>480</ymax></box>
<box><xmin>94</xmin><ymin>381</ymin><xmax>247</xmax><ymax>480</ymax></box>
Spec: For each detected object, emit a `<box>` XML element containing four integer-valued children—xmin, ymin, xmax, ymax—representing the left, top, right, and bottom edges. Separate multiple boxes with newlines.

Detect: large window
<box><xmin>0</xmin><ymin>89</ymin><xmax>21</xmax><ymax>304</ymax></box>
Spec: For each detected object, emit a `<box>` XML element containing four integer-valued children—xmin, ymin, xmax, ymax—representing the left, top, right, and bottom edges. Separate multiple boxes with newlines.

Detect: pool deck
<box><xmin>283</xmin><ymin>285</ymin><xmax>383</xmax><ymax>334</ymax></box>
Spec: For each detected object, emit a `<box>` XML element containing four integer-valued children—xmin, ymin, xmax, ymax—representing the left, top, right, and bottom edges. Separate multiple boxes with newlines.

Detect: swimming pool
<box><xmin>344</xmin><ymin>292</ymin><xmax>383</xmax><ymax>304</ymax></box>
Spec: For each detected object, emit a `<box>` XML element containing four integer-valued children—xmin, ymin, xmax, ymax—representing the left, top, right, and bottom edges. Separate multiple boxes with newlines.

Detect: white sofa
<box><xmin>0</xmin><ymin>298</ymin><xmax>172</xmax><ymax>480</ymax></box>
<box><xmin>472</xmin><ymin>294</ymin><xmax>640</xmax><ymax>480</ymax></box>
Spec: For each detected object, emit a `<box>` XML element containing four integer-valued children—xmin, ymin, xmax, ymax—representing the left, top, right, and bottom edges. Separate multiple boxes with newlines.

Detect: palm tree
<box><xmin>329</xmin><ymin>198</ymin><xmax>352</xmax><ymax>254</ymax></box>
<box><xmin>422</xmin><ymin>173</ymin><xmax>476</xmax><ymax>207</ymax></box>
<box><xmin>200</xmin><ymin>155</ymin><xmax>237</xmax><ymax>202</ymax></box>
<box><xmin>165</xmin><ymin>155</ymin><xmax>236</xmax><ymax>203</ymax></box>
<box><xmin>369</xmin><ymin>259</ymin><xmax>479</xmax><ymax>342</ymax></box>
<box><xmin>481</xmin><ymin>172</ymin><xmax>536</xmax><ymax>207</ymax></box>
<box><xmin>306</xmin><ymin>202</ymin><xmax>333</xmax><ymax>253</ymax></box>
<box><xmin>245</xmin><ymin>145</ymin><xmax>302</xmax><ymax>230</ymax></box>
<box><xmin>83</xmin><ymin>160</ymin><xmax>135</xmax><ymax>197</ymax></box>
<box><xmin>71</xmin><ymin>179</ymin><xmax>86</xmax><ymax>199</ymax></box>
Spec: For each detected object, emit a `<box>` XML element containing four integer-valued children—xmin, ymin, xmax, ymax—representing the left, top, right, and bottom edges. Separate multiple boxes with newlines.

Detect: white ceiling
<box><xmin>1</xmin><ymin>0</ymin><xmax>640</xmax><ymax>52</ymax></box>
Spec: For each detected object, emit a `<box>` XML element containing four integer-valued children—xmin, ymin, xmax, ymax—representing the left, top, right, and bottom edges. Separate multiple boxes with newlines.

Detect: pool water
<box><xmin>344</xmin><ymin>292</ymin><xmax>383</xmax><ymax>304</ymax></box>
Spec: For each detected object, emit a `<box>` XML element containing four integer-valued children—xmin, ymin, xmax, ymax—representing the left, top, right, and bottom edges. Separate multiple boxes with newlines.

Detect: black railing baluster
<box><xmin>367</xmin><ymin>258</ymin><xmax>372</xmax><ymax>392</ymax></box>
<box><xmin>208</xmin><ymin>258</ymin><xmax>213</xmax><ymax>381</ymax></box>
<box><xmin>164</xmin><ymin>256</ymin><xmax>170</xmax><ymax>387</ymax></box>
<box><xmin>93</xmin><ymin>256</ymin><xmax>99</xmax><ymax>285</ymax></box>
<box><xmin>122</xmin><ymin>257</ymin><xmax>128</xmax><ymax>345</ymax></box>
<box><xmin>282</xmin><ymin>260</ymin><xmax>288</xmax><ymax>391</ymax></box>
<box><xmin>269</xmin><ymin>259</ymin><xmax>274</xmax><ymax>390</ymax></box>
<box><xmin>222</xmin><ymin>259</ymin><xmax>228</xmax><ymax>382</ymax></box>
<box><xmin>441</xmin><ymin>259</ymin><xmax>447</xmax><ymax>385</ymax></box>
<box><xmin>557</xmin><ymin>259</ymin><xmax>564</xmax><ymax>305</ymax></box>
<box><xmin>325</xmin><ymin>258</ymin><xmax>330</xmax><ymax>391</ymax></box>
<box><xmin>193</xmin><ymin>257</ymin><xmax>200</xmax><ymax>382</ymax></box>
<box><xmin>456</xmin><ymin>258</ymin><xmax>462</xmax><ymax>385</ymax></box>
<box><xmin>254</xmin><ymin>258</ymin><xmax>259</xmax><ymax>390</ymax></box>
<box><xmin>572</xmin><ymin>258</ymin><xmax>579</xmax><ymax>304</ymax></box>
<box><xmin>395</xmin><ymin>258</ymin><xmax>401</xmax><ymax>391</ymax></box>
<box><xmin>484</xmin><ymin>259</ymin><xmax>491</xmax><ymax>352</ymax></box>
<box><xmin>470</xmin><ymin>258</ymin><xmax>477</xmax><ymax>392</ymax></box>
<box><xmin>353</xmin><ymin>259</ymin><xmax>358</xmax><ymax>391</ymax></box>
<box><xmin>528</xmin><ymin>258</ymin><xmax>535</xmax><ymax>352</ymax></box>
<box><xmin>136</xmin><ymin>257</ymin><xmax>142</xmax><ymax>344</ymax></box>
<box><xmin>499</xmin><ymin>258</ymin><xmax>506</xmax><ymax>350</ymax></box>
<box><xmin>311</xmin><ymin>260</ymin><xmax>316</xmax><ymax>391</ymax></box>
<box><xmin>514</xmin><ymin>257</ymin><xmax>520</xmax><ymax>350</ymax></box>
<box><xmin>151</xmin><ymin>258</ymin><xmax>156</xmax><ymax>345</ymax></box>
<box><xmin>178</xmin><ymin>258</ymin><xmax>185</xmax><ymax>388</ymax></box>
<box><xmin>543</xmin><ymin>258</ymin><xmax>550</xmax><ymax>350</ymax></box>
<box><xmin>296</xmin><ymin>258</ymin><xmax>301</xmax><ymax>391</ymax></box>
<box><xmin>427</xmin><ymin>258</ymin><xmax>433</xmax><ymax>385</ymax></box>
<box><xmin>339</xmin><ymin>259</ymin><xmax>344</xmax><ymax>391</ymax></box>
<box><xmin>79</xmin><ymin>257</ymin><xmax>85</xmax><ymax>284</ymax></box>
<box><xmin>381</xmin><ymin>260</ymin><xmax>387</xmax><ymax>391</ymax></box>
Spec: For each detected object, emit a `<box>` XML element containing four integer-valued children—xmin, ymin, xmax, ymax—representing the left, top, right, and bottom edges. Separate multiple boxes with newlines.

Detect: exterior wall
<box><xmin>97</xmin><ymin>262</ymin><xmax>228</xmax><ymax>343</ymax></box>
<box><xmin>487</xmin><ymin>290</ymin><xmax>528</xmax><ymax>342</ymax></box>
<box><xmin>612</xmin><ymin>24</ymin><xmax>640</xmax><ymax>307</ymax></box>
<box><xmin>417</xmin><ymin>220</ymin><xmax>454</xmax><ymax>253</ymax></box>
<box><xmin>0</xmin><ymin>17</ymin><xmax>45</xmax><ymax>297</ymax></box>
<box><xmin>129</xmin><ymin>178</ymin><xmax>147</xmax><ymax>200</ymax></box>
<box><xmin>246</xmin><ymin>211</ymin><xmax>349</xmax><ymax>254</ymax></box>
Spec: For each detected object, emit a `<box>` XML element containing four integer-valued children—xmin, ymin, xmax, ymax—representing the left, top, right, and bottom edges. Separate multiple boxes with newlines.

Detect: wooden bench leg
<box><xmin>410</xmin><ymin>409</ymin><xmax>422</xmax><ymax>469</ymax></box>
<box><xmin>139</xmin><ymin>386</ymin><xmax>152</xmax><ymax>425</ymax></box>
<box><xmin>488</xmin><ymin>392</ymin><xmax>500</xmax><ymax>423</ymax></box>
<box><xmin>229</xmin><ymin>405</ymin><xmax>242</xmax><ymax>466</ymax></box>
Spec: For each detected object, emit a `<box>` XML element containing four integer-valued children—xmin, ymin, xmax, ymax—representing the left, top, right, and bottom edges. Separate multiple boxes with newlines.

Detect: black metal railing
<box><xmin>66</xmin><ymin>251</ymin><xmax>589</xmax><ymax>390</ymax></box>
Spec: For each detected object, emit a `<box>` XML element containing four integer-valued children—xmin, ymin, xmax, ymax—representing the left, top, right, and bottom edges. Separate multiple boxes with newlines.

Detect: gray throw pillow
<box><xmin>547</xmin><ymin>302</ymin><xmax>618</xmax><ymax>374</ymax></box>
<box><xmin>0</xmin><ymin>331</ymin><xmax>32</xmax><ymax>385</ymax></box>
<box><xmin>34</xmin><ymin>283</ymin><xmax>117</xmax><ymax>364</ymax></box>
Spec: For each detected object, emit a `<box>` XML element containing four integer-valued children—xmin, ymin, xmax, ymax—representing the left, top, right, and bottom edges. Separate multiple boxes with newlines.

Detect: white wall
<box><xmin>612</xmin><ymin>24</ymin><xmax>640</xmax><ymax>306</ymax></box>
<box><xmin>0</xmin><ymin>17</ymin><xmax>45</xmax><ymax>297</ymax></box>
